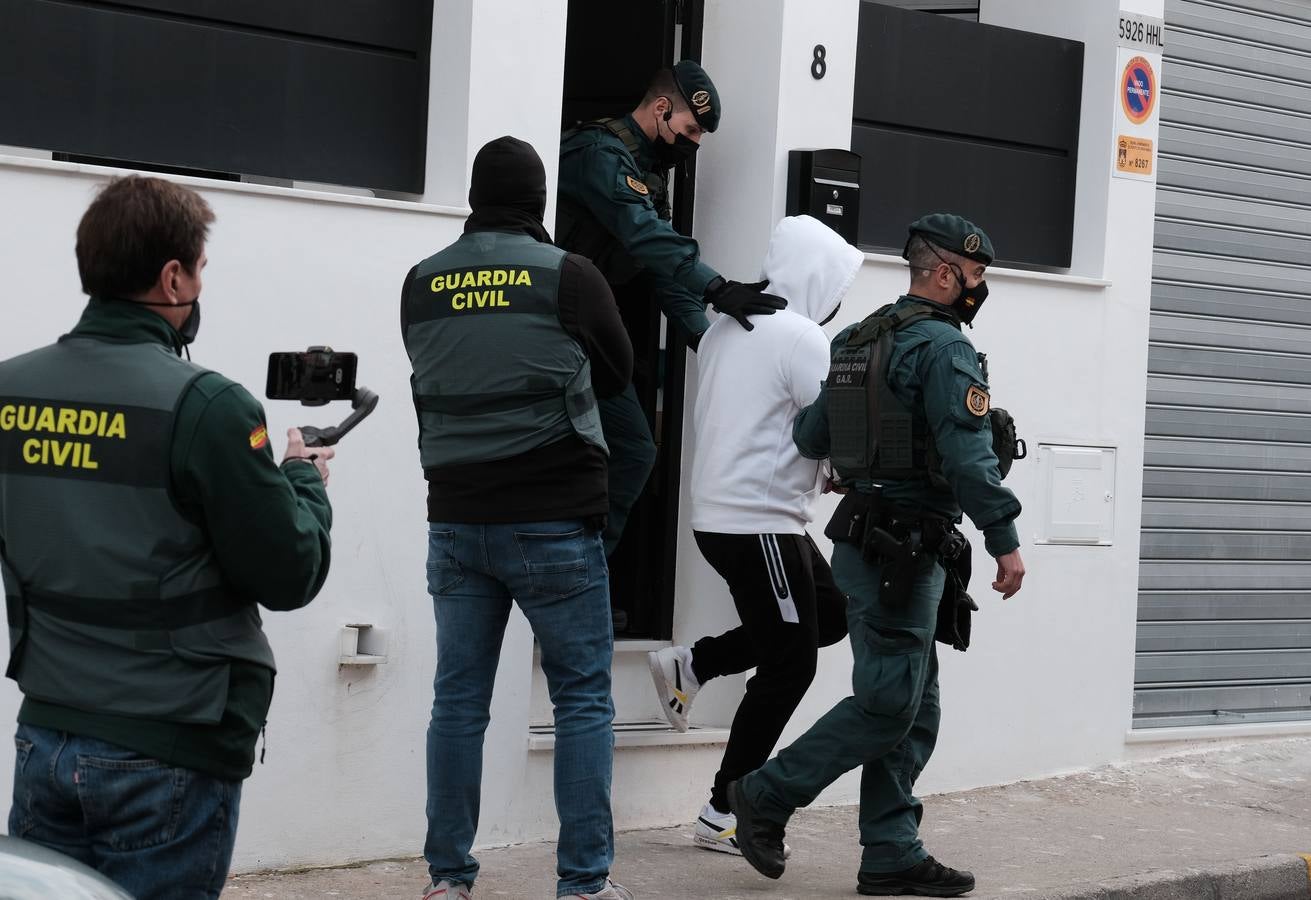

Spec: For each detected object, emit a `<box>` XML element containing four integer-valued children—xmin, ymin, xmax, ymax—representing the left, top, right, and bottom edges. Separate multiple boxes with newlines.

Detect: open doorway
<box><xmin>560</xmin><ymin>0</ymin><xmax>704</xmax><ymax>640</ymax></box>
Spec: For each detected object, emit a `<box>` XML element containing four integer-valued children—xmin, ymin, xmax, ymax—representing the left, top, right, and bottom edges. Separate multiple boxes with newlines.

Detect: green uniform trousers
<box><xmin>739</xmin><ymin>541</ymin><xmax>943</xmax><ymax>873</ymax></box>
<box><xmin>598</xmin><ymin>383</ymin><xmax>657</xmax><ymax>556</ymax></box>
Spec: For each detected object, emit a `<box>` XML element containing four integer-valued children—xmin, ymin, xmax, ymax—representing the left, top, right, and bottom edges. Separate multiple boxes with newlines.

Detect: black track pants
<box><xmin>690</xmin><ymin>530</ymin><xmax>848</xmax><ymax>812</ymax></box>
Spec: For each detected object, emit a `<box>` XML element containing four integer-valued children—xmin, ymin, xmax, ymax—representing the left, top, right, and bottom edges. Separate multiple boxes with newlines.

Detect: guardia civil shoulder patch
<box><xmin>249</xmin><ymin>425</ymin><xmax>269</xmax><ymax>450</ymax></box>
<box><xmin>965</xmin><ymin>386</ymin><xmax>990</xmax><ymax>417</ymax></box>
<box><xmin>626</xmin><ymin>176</ymin><xmax>650</xmax><ymax>196</ymax></box>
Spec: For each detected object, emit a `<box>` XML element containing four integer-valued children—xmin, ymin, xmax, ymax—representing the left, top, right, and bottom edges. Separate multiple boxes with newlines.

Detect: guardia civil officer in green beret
<box><xmin>728</xmin><ymin>214</ymin><xmax>1026</xmax><ymax>897</ymax></box>
<box><xmin>0</xmin><ymin>175</ymin><xmax>333</xmax><ymax>899</ymax></box>
<box><xmin>558</xmin><ymin>60</ymin><xmax>786</xmax><ymax>553</ymax></box>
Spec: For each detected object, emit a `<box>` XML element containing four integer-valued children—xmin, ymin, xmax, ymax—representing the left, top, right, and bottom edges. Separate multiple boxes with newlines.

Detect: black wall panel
<box><xmin>853</xmin><ymin>2</ymin><xmax>1083</xmax><ymax>267</ymax></box>
<box><xmin>562</xmin><ymin>0</ymin><xmax>673</xmax><ymax>127</ymax></box>
<box><xmin>0</xmin><ymin>0</ymin><xmax>433</xmax><ymax>192</ymax></box>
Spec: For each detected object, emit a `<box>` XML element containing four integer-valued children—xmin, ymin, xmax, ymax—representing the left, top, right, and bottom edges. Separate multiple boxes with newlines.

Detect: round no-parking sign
<box><xmin>1121</xmin><ymin>55</ymin><xmax>1156</xmax><ymax>124</ymax></box>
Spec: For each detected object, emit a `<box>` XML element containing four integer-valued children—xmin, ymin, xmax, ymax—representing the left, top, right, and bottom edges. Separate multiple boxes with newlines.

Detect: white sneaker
<box><xmin>423</xmin><ymin>880</ymin><xmax>472</xmax><ymax>900</ymax></box>
<box><xmin>694</xmin><ymin>803</ymin><xmax>792</xmax><ymax>859</ymax></box>
<box><xmin>558</xmin><ymin>878</ymin><xmax>634</xmax><ymax>899</ymax></box>
<box><xmin>648</xmin><ymin>645</ymin><xmax>699</xmax><ymax>732</ymax></box>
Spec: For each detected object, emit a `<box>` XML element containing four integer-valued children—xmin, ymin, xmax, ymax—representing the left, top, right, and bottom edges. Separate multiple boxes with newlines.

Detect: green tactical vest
<box><xmin>557</xmin><ymin>117</ymin><xmax>670</xmax><ymax>286</ymax></box>
<box><xmin>403</xmin><ymin>231</ymin><xmax>607</xmax><ymax>469</ymax></box>
<box><xmin>0</xmin><ymin>337</ymin><xmax>276</xmax><ymax>725</ymax></box>
<box><xmin>828</xmin><ymin>303</ymin><xmax>960</xmax><ymax>486</ymax></box>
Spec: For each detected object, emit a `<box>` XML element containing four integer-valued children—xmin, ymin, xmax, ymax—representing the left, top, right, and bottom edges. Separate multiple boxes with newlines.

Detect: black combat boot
<box><xmin>726</xmin><ymin>780</ymin><xmax>787</xmax><ymax>879</ymax></box>
<box><xmin>857</xmin><ymin>855</ymin><xmax>975</xmax><ymax>896</ymax></box>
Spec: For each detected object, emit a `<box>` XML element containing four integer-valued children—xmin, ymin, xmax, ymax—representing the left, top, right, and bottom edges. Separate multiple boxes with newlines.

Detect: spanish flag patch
<box><xmin>249</xmin><ymin>425</ymin><xmax>269</xmax><ymax>450</ymax></box>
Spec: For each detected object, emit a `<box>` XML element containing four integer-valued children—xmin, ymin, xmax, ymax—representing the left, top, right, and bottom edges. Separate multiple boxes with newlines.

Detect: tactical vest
<box><xmin>0</xmin><ymin>337</ymin><xmax>276</xmax><ymax>724</ymax></box>
<box><xmin>828</xmin><ymin>303</ymin><xmax>961</xmax><ymax>486</ymax></box>
<box><xmin>403</xmin><ymin>231</ymin><xmax>607</xmax><ymax>469</ymax></box>
<box><xmin>557</xmin><ymin>117</ymin><xmax>669</xmax><ymax>286</ymax></box>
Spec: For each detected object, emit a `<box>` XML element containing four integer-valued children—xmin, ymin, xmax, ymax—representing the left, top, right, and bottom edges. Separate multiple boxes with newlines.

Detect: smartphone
<box><xmin>265</xmin><ymin>350</ymin><xmax>358</xmax><ymax>402</ymax></box>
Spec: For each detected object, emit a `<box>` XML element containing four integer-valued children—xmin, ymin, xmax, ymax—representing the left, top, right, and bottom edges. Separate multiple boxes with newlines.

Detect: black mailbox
<box><xmin>787</xmin><ymin>149</ymin><xmax>861</xmax><ymax>245</ymax></box>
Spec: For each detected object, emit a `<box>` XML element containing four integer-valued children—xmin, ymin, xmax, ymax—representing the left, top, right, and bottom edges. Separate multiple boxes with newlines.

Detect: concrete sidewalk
<box><xmin>224</xmin><ymin>737</ymin><xmax>1311</xmax><ymax>899</ymax></box>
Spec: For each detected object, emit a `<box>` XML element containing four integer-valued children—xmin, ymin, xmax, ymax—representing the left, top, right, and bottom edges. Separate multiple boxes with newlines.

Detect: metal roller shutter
<box><xmin>1136</xmin><ymin>0</ymin><xmax>1311</xmax><ymax>727</ymax></box>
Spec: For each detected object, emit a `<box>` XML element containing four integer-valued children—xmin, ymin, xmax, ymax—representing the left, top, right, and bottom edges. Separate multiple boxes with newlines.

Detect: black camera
<box><xmin>265</xmin><ymin>347</ymin><xmax>378</xmax><ymax>448</ymax></box>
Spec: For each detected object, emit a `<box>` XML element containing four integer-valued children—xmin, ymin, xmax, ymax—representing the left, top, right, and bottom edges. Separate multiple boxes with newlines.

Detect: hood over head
<box><xmin>760</xmin><ymin>216</ymin><xmax>864</xmax><ymax>326</ymax></box>
<box><xmin>468</xmin><ymin>136</ymin><xmax>548</xmax><ymax>220</ymax></box>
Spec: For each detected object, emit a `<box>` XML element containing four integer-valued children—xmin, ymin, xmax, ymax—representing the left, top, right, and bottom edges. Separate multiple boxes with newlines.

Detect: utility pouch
<box><xmin>824</xmin><ymin>491</ymin><xmax>872</xmax><ymax>546</ymax></box>
<box><xmin>989</xmin><ymin>407</ymin><xmax>1028</xmax><ymax>480</ymax></box>
<box><xmin>932</xmin><ymin>529</ymin><xmax>977</xmax><ymax>652</ymax></box>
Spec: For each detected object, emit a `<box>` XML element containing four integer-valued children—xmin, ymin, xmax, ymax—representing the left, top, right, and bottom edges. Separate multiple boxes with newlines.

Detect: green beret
<box><xmin>673</xmin><ymin>60</ymin><xmax>721</xmax><ymax>133</ymax></box>
<box><xmin>903</xmin><ymin>213</ymin><xmax>994</xmax><ymax>265</ymax></box>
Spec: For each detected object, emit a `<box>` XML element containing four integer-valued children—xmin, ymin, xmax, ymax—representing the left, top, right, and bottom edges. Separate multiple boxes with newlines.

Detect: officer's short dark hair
<box><xmin>641</xmin><ymin>68</ymin><xmax>690</xmax><ymax>112</ymax></box>
<box><xmin>906</xmin><ymin>235</ymin><xmax>948</xmax><ymax>277</ymax></box>
<box><xmin>75</xmin><ymin>175</ymin><xmax>215</xmax><ymax>298</ymax></box>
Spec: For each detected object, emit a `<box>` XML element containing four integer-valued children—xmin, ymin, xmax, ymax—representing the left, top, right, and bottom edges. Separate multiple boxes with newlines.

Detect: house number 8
<box><xmin>811</xmin><ymin>44</ymin><xmax>827</xmax><ymax>80</ymax></box>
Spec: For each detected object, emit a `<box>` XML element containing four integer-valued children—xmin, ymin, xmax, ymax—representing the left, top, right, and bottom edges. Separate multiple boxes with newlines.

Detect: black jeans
<box><xmin>691</xmin><ymin>531</ymin><xmax>848</xmax><ymax>812</ymax></box>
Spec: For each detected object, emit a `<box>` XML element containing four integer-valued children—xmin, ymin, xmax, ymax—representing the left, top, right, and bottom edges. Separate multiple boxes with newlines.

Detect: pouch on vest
<box><xmin>989</xmin><ymin>407</ymin><xmax>1027</xmax><ymax>480</ymax></box>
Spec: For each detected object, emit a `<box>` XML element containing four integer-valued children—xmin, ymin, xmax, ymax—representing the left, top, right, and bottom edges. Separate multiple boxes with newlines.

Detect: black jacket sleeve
<box><xmin>557</xmin><ymin>252</ymin><xmax>634</xmax><ymax>398</ymax></box>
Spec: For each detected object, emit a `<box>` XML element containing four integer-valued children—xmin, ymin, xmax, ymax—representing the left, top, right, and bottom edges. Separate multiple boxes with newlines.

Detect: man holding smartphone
<box><xmin>0</xmin><ymin>175</ymin><xmax>334</xmax><ymax>900</ymax></box>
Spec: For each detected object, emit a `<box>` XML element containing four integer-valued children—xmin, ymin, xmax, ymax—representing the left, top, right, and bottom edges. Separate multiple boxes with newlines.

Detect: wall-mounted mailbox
<box><xmin>787</xmin><ymin>149</ymin><xmax>861</xmax><ymax>245</ymax></box>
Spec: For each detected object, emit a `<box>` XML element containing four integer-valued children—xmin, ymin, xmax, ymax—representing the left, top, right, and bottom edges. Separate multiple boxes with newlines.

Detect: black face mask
<box><xmin>926</xmin><ymin>244</ymin><xmax>988</xmax><ymax>325</ymax></box>
<box><xmin>949</xmin><ymin>269</ymin><xmax>987</xmax><ymax>325</ymax></box>
<box><xmin>176</xmin><ymin>300</ymin><xmax>201</xmax><ymax>345</ymax></box>
<box><xmin>652</xmin><ymin>105</ymin><xmax>699</xmax><ymax>169</ymax></box>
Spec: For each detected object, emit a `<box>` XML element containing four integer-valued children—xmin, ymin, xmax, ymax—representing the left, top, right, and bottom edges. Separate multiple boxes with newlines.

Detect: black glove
<box><xmin>705</xmin><ymin>278</ymin><xmax>787</xmax><ymax>331</ymax></box>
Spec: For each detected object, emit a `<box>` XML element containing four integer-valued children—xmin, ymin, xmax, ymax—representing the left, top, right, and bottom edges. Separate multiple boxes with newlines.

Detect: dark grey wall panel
<box><xmin>850</xmin><ymin>1</ymin><xmax>1082</xmax><ymax>266</ymax></box>
<box><xmin>0</xmin><ymin>0</ymin><xmax>433</xmax><ymax>192</ymax></box>
<box><xmin>1139</xmin><ymin>590</ymin><xmax>1311</xmax><ymax>620</ymax></box>
<box><xmin>1137</xmin><ymin>0</ymin><xmax>1311</xmax><ymax>733</ymax></box>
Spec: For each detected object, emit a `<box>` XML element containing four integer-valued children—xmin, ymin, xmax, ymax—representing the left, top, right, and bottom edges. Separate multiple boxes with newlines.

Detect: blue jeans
<box><xmin>8</xmin><ymin>724</ymin><xmax>241</xmax><ymax>899</ymax></box>
<box><xmin>424</xmin><ymin>520</ymin><xmax>615</xmax><ymax>897</ymax></box>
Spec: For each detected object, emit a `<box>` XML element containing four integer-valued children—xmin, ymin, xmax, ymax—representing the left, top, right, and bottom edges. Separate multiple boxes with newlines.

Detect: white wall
<box><xmin>0</xmin><ymin>0</ymin><xmax>1163</xmax><ymax>873</ymax></box>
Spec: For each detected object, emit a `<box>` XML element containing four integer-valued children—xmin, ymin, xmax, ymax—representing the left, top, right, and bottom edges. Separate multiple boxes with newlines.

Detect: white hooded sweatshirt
<box><xmin>690</xmin><ymin>216</ymin><xmax>865</xmax><ymax>534</ymax></box>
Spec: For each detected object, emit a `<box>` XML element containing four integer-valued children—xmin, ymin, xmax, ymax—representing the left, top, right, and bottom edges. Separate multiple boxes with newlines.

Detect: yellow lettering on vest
<box><xmin>105</xmin><ymin>413</ymin><xmax>126</xmax><ymax>440</ymax></box>
<box><xmin>496</xmin><ymin>291</ymin><xmax>510</xmax><ymax>307</ymax></box>
<box><xmin>492</xmin><ymin>270</ymin><xmax>508</xmax><ymax>286</ymax></box>
<box><xmin>451</xmin><ymin>292</ymin><xmax>466</xmax><ymax>311</ymax></box>
<box><xmin>0</xmin><ymin>405</ymin><xmax>14</xmax><ymax>431</ymax></box>
<box><xmin>477</xmin><ymin>270</ymin><xmax>492</xmax><ymax>287</ymax></box>
<box><xmin>57</xmin><ymin>408</ymin><xmax>77</xmax><ymax>434</ymax></box>
<box><xmin>431</xmin><ymin>275</ymin><xmax>444</xmax><ymax>293</ymax></box>
<box><xmin>78</xmin><ymin>409</ymin><xmax>99</xmax><ymax>436</ymax></box>
<box><xmin>16</xmin><ymin>407</ymin><xmax>35</xmax><ymax>431</ymax></box>
<box><xmin>35</xmin><ymin>407</ymin><xmax>55</xmax><ymax>432</ymax></box>
<box><xmin>515</xmin><ymin>271</ymin><xmax>532</xmax><ymax>287</ymax></box>
<box><xmin>21</xmin><ymin>438</ymin><xmax>39</xmax><ymax>464</ymax></box>
<box><xmin>75</xmin><ymin>443</ymin><xmax>98</xmax><ymax>469</ymax></box>
<box><xmin>50</xmin><ymin>441</ymin><xmax>73</xmax><ymax>466</ymax></box>
<box><xmin>459</xmin><ymin>271</ymin><xmax>475</xmax><ymax>289</ymax></box>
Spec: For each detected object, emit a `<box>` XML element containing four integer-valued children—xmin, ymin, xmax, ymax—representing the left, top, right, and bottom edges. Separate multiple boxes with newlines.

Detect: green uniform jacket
<box><xmin>557</xmin><ymin>115</ymin><xmax>716</xmax><ymax>338</ymax></box>
<box><xmin>14</xmin><ymin>298</ymin><xmax>333</xmax><ymax>780</ymax></box>
<box><xmin>795</xmin><ymin>296</ymin><xmax>1021</xmax><ymax>557</ymax></box>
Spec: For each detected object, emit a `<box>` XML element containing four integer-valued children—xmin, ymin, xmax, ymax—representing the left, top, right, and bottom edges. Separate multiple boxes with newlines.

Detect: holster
<box><xmin>824</xmin><ymin>491</ymin><xmax>925</xmax><ymax>608</ymax></box>
<box><xmin>925</xmin><ymin>521</ymin><xmax>977</xmax><ymax>652</ymax></box>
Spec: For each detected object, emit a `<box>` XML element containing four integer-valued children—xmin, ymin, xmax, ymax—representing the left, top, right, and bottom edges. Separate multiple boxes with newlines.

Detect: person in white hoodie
<box><xmin>647</xmin><ymin>215</ymin><xmax>864</xmax><ymax>855</ymax></box>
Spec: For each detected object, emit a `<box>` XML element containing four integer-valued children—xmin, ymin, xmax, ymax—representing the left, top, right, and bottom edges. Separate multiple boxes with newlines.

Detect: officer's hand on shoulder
<box><xmin>992</xmin><ymin>549</ymin><xmax>1025</xmax><ymax>599</ymax></box>
<box><xmin>283</xmin><ymin>427</ymin><xmax>335</xmax><ymax>486</ymax></box>
<box><xmin>705</xmin><ymin>278</ymin><xmax>787</xmax><ymax>331</ymax></box>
